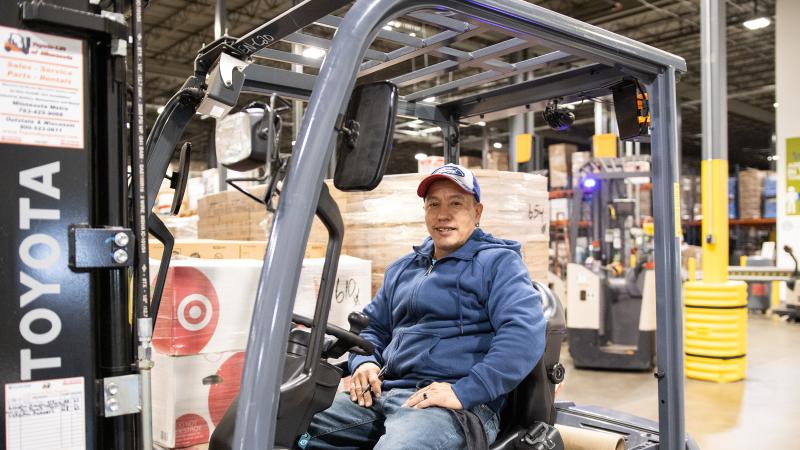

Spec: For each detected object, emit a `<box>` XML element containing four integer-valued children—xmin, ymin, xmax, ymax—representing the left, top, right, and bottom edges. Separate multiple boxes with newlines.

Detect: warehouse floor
<box><xmin>558</xmin><ymin>314</ymin><xmax>799</xmax><ymax>449</ymax></box>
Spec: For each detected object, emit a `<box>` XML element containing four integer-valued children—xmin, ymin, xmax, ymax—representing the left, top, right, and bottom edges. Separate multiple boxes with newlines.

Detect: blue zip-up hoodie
<box><xmin>349</xmin><ymin>228</ymin><xmax>545</xmax><ymax>413</ymax></box>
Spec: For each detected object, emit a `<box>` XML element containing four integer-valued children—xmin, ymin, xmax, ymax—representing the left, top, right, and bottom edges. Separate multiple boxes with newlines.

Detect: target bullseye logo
<box><xmin>154</xmin><ymin>267</ymin><xmax>220</xmax><ymax>355</ymax></box>
<box><xmin>178</xmin><ymin>294</ymin><xmax>214</xmax><ymax>331</ymax></box>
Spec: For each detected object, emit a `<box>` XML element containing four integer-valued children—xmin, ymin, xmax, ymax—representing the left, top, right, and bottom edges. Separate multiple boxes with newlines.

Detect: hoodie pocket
<box><xmin>385</xmin><ymin>331</ymin><xmax>442</xmax><ymax>378</ymax></box>
<box><xmin>426</xmin><ymin>334</ymin><xmax>493</xmax><ymax>376</ymax></box>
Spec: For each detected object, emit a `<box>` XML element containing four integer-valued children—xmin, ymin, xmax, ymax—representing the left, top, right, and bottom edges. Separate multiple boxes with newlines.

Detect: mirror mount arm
<box><xmin>335</xmin><ymin>114</ymin><xmax>361</xmax><ymax>149</ymax></box>
<box><xmin>439</xmin><ymin>115</ymin><xmax>461</xmax><ymax>164</ymax></box>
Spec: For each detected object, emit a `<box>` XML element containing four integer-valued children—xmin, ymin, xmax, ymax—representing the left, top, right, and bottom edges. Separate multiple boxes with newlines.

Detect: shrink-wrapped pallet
<box><xmin>196</xmin><ymin>171</ymin><xmax>549</xmax><ymax>294</ymax></box>
<box><xmin>309</xmin><ymin>170</ymin><xmax>549</xmax><ymax>293</ymax></box>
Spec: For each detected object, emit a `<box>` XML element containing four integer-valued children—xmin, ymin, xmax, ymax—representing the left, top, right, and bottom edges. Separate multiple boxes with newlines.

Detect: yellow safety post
<box><xmin>684</xmin><ymin>0</ymin><xmax>747</xmax><ymax>383</ymax></box>
<box><xmin>684</xmin><ymin>160</ymin><xmax>747</xmax><ymax>383</ymax></box>
<box><xmin>515</xmin><ymin>134</ymin><xmax>532</xmax><ymax>164</ymax></box>
<box><xmin>771</xmin><ymin>281</ymin><xmax>780</xmax><ymax>309</ymax></box>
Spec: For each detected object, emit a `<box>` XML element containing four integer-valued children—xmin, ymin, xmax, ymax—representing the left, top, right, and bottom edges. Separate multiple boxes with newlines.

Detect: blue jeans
<box><xmin>297</xmin><ymin>388</ymin><xmax>500</xmax><ymax>450</ymax></box>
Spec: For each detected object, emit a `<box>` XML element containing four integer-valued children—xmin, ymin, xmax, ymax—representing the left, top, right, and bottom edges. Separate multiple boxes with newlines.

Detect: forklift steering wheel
<box><xmin>291</xmin><ymin>313</ymin><xmax>375</xmax><ymax>356</ymax></box>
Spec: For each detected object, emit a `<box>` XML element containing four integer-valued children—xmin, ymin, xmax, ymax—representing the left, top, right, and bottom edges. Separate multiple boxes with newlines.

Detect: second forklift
<box><xmin>567</xmin><ymin>156</ymin><xmax>657</xmax><ymax>370</ymax></box>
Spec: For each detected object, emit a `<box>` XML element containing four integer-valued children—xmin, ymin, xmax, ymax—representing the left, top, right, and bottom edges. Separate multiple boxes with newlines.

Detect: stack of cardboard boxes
<box><xmin>738</xmin><ymin>168</ymin><xmax>766</xmax><ymax>219</ymax></box>
<box><xmin>548</xmin><ymin>143</ymin><xmax>577</xmax><ymax>190</ymax></box>
<box><xmin>150</xmin><ymin>255</ymin><xmax>371</xmax><ymax>449</ymax></box>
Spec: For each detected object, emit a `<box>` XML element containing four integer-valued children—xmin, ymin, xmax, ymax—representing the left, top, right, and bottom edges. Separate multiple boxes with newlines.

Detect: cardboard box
<box><xmin>486</xmin><ymin>151</ymin><xmax>509</xmax><ymax>171</ymax></box>
<box><xmin>418</xmin><ymin>156</ymin><xmax>445</xmax><ymax>174</ymax></box>
<box><xmin>151</xmin><ymin>256</ymin><xmax>371</xmax><ymax>356</ymax></box>
<box><xmin>152</xmin><ymin>351</ymin><xmax>243</xmax><ymax>448</ymax></box>
<box><xmin>550</xmin><ymin>198</ymin><xmax>570</xmax><ymax>222</ymax></box>
<box><xmin>548</xmin><ymin>143</ymin><xmax>577</xmax><ymax>189</ymax></box>
<box><xmin>459</xmin><ymin>156</ymin><xmax>482</xmax><ymax>169</ymax></box>
<box><xmin>149</xmin><ymin>239</ymin><xmax>266</xmax><ymax>260</ymax></box>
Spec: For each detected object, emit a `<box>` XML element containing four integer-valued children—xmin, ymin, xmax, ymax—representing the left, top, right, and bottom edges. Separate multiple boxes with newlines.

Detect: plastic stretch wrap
<box><xmin>312</xmin><ymin>170</ymin><xmax>550</xmax><ymax>293</ymax></box>
<box><xmin>196</xmin><ymin>170</ymin><xmax>549</xmax><ymax>295</ymax></box>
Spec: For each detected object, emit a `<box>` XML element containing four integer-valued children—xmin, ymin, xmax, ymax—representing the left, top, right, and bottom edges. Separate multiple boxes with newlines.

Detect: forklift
<box><xmin>566</xmin><ymin>157</ymin><xmax>657</xmax><ymax>370</ymax></box>
<box><xmin>1</xmin><ymin>1</ymin><xmax>695</xmax><ymax>449</ymax></box>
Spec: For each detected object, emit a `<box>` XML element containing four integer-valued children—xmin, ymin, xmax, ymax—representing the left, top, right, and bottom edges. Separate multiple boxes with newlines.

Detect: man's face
<box><xmin>424</xmin><ymin>179</ymin><xmax>483</xmax><ymax>259</ymax></box>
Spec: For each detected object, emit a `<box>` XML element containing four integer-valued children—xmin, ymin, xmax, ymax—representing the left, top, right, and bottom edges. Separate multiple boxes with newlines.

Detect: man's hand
<box><xmin>402</xmin><ymin>382</ymin><xmax>463</xmax><ymax>410</ymax></box>
<box><xmin>349</xmin><ymin>362</ymin><xmax>382</xmax><ymax>407</ymax></box>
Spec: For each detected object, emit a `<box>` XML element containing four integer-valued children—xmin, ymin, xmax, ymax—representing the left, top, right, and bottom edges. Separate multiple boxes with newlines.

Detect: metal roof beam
<box><xmin>679</xmin><ymin>82</ymin><xmax>774</xmax><ymax>123</ymax></box>
<box><xmin>404</xmin><ymin>50</ymin><xmax>571</xmax><ymax>102</ymax></box>
<box><xmin>445</xmin><ymin>63</ymin><xmax>626</xmax><ymax>119</ymax></box>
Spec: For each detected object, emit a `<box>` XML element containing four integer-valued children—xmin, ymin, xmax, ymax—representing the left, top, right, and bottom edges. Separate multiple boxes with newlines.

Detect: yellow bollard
<box><xmin>684</xmin><ymin>159</ymin><xmax>747</xmax><ymax>383</ymax></box>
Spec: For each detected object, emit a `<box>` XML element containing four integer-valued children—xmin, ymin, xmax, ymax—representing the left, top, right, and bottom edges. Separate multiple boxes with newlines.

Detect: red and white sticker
<box><xmin>0</xmin><ymin>25</ymin><xmax>84</xmax><ymax>149</ymax></box>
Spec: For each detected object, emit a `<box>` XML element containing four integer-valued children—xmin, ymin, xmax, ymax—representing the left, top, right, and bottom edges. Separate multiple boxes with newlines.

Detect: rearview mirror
<box><xmin>612</xmin><ymin>80</ymin><xmax>649</xmax><ymax>140</ymax></box>
<box><xmin>333</xmin><ymin>81</ymin><xmax>398</xmax><ymax>191</ymax></box>
<box><xmin>169</xmin><ymin>142</ymin><xmax>192</xmax><ymax>215</ymax></box>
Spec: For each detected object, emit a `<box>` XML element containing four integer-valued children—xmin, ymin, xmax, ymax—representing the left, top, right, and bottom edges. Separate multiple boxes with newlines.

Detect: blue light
<box><xmin>582</xmin><ymin>177</ymin><xmax>597</xmax><ymax>190</ymax></box>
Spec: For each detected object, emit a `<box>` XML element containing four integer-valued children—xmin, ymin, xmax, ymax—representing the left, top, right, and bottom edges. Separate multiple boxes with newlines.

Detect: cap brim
<box><xmin>417</xmin><ymin>174</ymin><xmax>474</xmax><ymax>198</ymax></box>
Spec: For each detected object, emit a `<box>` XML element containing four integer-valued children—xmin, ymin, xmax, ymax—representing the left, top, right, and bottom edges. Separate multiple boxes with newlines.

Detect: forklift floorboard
<box><xmin>558</xmin><ymin>313</ymin><xmax>799</xmax><ymax>449</ymax></box>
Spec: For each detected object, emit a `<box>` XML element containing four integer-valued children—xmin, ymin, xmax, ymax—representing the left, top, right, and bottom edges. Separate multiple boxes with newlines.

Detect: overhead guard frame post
<box><xmin>648</xmin><ymin>66</ymin><xmax>685</xmax><ymax>450</ymax></box>
<box><xmin>230</xmin><ymin>1</ymin><xmax>687</xmax><ymax>449</ymax></box>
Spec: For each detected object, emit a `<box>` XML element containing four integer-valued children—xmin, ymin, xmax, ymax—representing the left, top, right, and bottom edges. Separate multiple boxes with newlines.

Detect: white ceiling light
<box><xmin>773</xmin><ymin>102</ymin><xmax>779</xmax><ymax>109</ymax></box>
<box><xmin>156</xmin><ymin>106</ymin><xmax>165</xmax><ymax>115</ymax></box>
<box><xmin>743</xmin><ymin>17</ymin><xmax>770</xmax><ymax>30</ymax></box>
<box><xmin>493</xmin><ymin>142</ymin><xmax>503</xmax><ymax>149</ymax></box>
<box><xmin>414</xmin><ymin>152</ymin><xmax>428</xmax><ymax>160</ymax></box>
<box><xmin>389</xmin><ymin>21</ymin><xmax>401</xmax><ymax>28</ymax></box>
<box><xmin>302</xmin><ymin>46</ymin><xmax>326</xmax><ymax>59</ymax></box>
<box><xmin>476</xmin><ymin>121</ymin><xmax>486</xmax><ymax>127</ymax></box>
<box><xmin>422</xmin><ymin>96</ymin><xmax>437</xmax><ymax>103</ymax></box>
<box><xmin>382</xmin><ymin>25</ymin><xmax>393</xmax><ymax>31</ymax></box>
<box><xmin>409</xmin><ymin>32</ymin><xmax>416</xmax><ymax>37</ymax></box>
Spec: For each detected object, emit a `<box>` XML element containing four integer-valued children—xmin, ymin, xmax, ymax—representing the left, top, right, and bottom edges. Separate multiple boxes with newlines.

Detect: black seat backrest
<box><xmin>498</xmin><ymin>281</ymin><xmax>566</xmax><ymax>433</ymax></box>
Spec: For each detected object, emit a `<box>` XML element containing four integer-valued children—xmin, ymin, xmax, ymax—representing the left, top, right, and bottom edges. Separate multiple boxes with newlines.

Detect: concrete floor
<box><xmin>557</xmin><ymin>314</ymin><xmax>800</xmax><ymax>449</ymax></box>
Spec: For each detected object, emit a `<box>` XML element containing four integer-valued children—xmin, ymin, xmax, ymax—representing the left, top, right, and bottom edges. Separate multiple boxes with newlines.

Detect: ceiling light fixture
<box><xmin>743</xmin><ymin>17</ymin><xmax>770</xmax><ymax>30</ymax></box>
<box><xmin>476</xmin><ymin>121</ymin><xmax>486</xmax><ymax>127</ymax></box>
<box><xmin>301</xmin><ymin>46</ymin><xmax>326</xmax><ymax>59</ymax></box>
<box><xmin>422</xmin><ymin>96</ymin><xmax>437</xmax><ymax>103</ymax></box>
<box><xmin>743</xmin><ymin>0</ymin><xmax>770</xmax><ymax>30</ymax></box>
<box><xmin>415</xmin><ymin>152</ymin><xmax>428</xmax><ymax>160</ymax></box>
<box><xmin>493</xmin><ymin>142</ymin><xmax>503</xmax><ymax>149</ymax></box>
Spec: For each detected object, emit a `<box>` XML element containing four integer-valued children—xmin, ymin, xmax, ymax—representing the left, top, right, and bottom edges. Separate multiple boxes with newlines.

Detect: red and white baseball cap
<box><xmin>417</xmin><ymin>163</ymin><xmax>481</xmax><ymax>203</ymax></box>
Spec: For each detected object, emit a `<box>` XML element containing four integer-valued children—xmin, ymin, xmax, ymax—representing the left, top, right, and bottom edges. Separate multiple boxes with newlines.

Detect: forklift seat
<box><xmin>489</xmin><ymin>280</ymin><xmax>566</xmax><ymax>450</ymax></box>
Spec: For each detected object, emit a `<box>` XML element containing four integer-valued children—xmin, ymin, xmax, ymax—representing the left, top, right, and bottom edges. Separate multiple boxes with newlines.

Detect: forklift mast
<box><xmin>1</xmin><ymin>1</ymin><xmax>138</xmax><ymax>448</ymax></box>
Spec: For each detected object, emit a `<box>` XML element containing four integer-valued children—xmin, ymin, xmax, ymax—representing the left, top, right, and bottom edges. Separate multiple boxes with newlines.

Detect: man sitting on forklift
<box><xmin>297</xmin><ymin>164</ymin><xmax>546</xmax><ymax>450</ymax></box>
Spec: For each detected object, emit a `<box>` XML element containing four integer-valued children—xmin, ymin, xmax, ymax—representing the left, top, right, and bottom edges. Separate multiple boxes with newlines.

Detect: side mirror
<box><xmin>169</xmin><ymin>142</ymin><xmax>192</xmax><ymax>215</ymax></box>
<box><xmin>333</xmin><ymin>81</ymin><xmax>398</xmax><ymax>191</ymax></box>
<box><xmin>612</xmin><ymin>80</ymin><xmax>649</xmax><ymax>140</ymax></box>
<box><xmin>214</xmin><ymin>103</ymin><xmax>280</xmax><ymax>172</ymax></box>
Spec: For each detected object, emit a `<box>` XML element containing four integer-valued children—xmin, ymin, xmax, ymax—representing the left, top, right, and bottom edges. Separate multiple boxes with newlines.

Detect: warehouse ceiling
<box><xmin>141</xmin><ymin>0</ymin><xmax>776</xmax><ymax>174</ymax></box>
